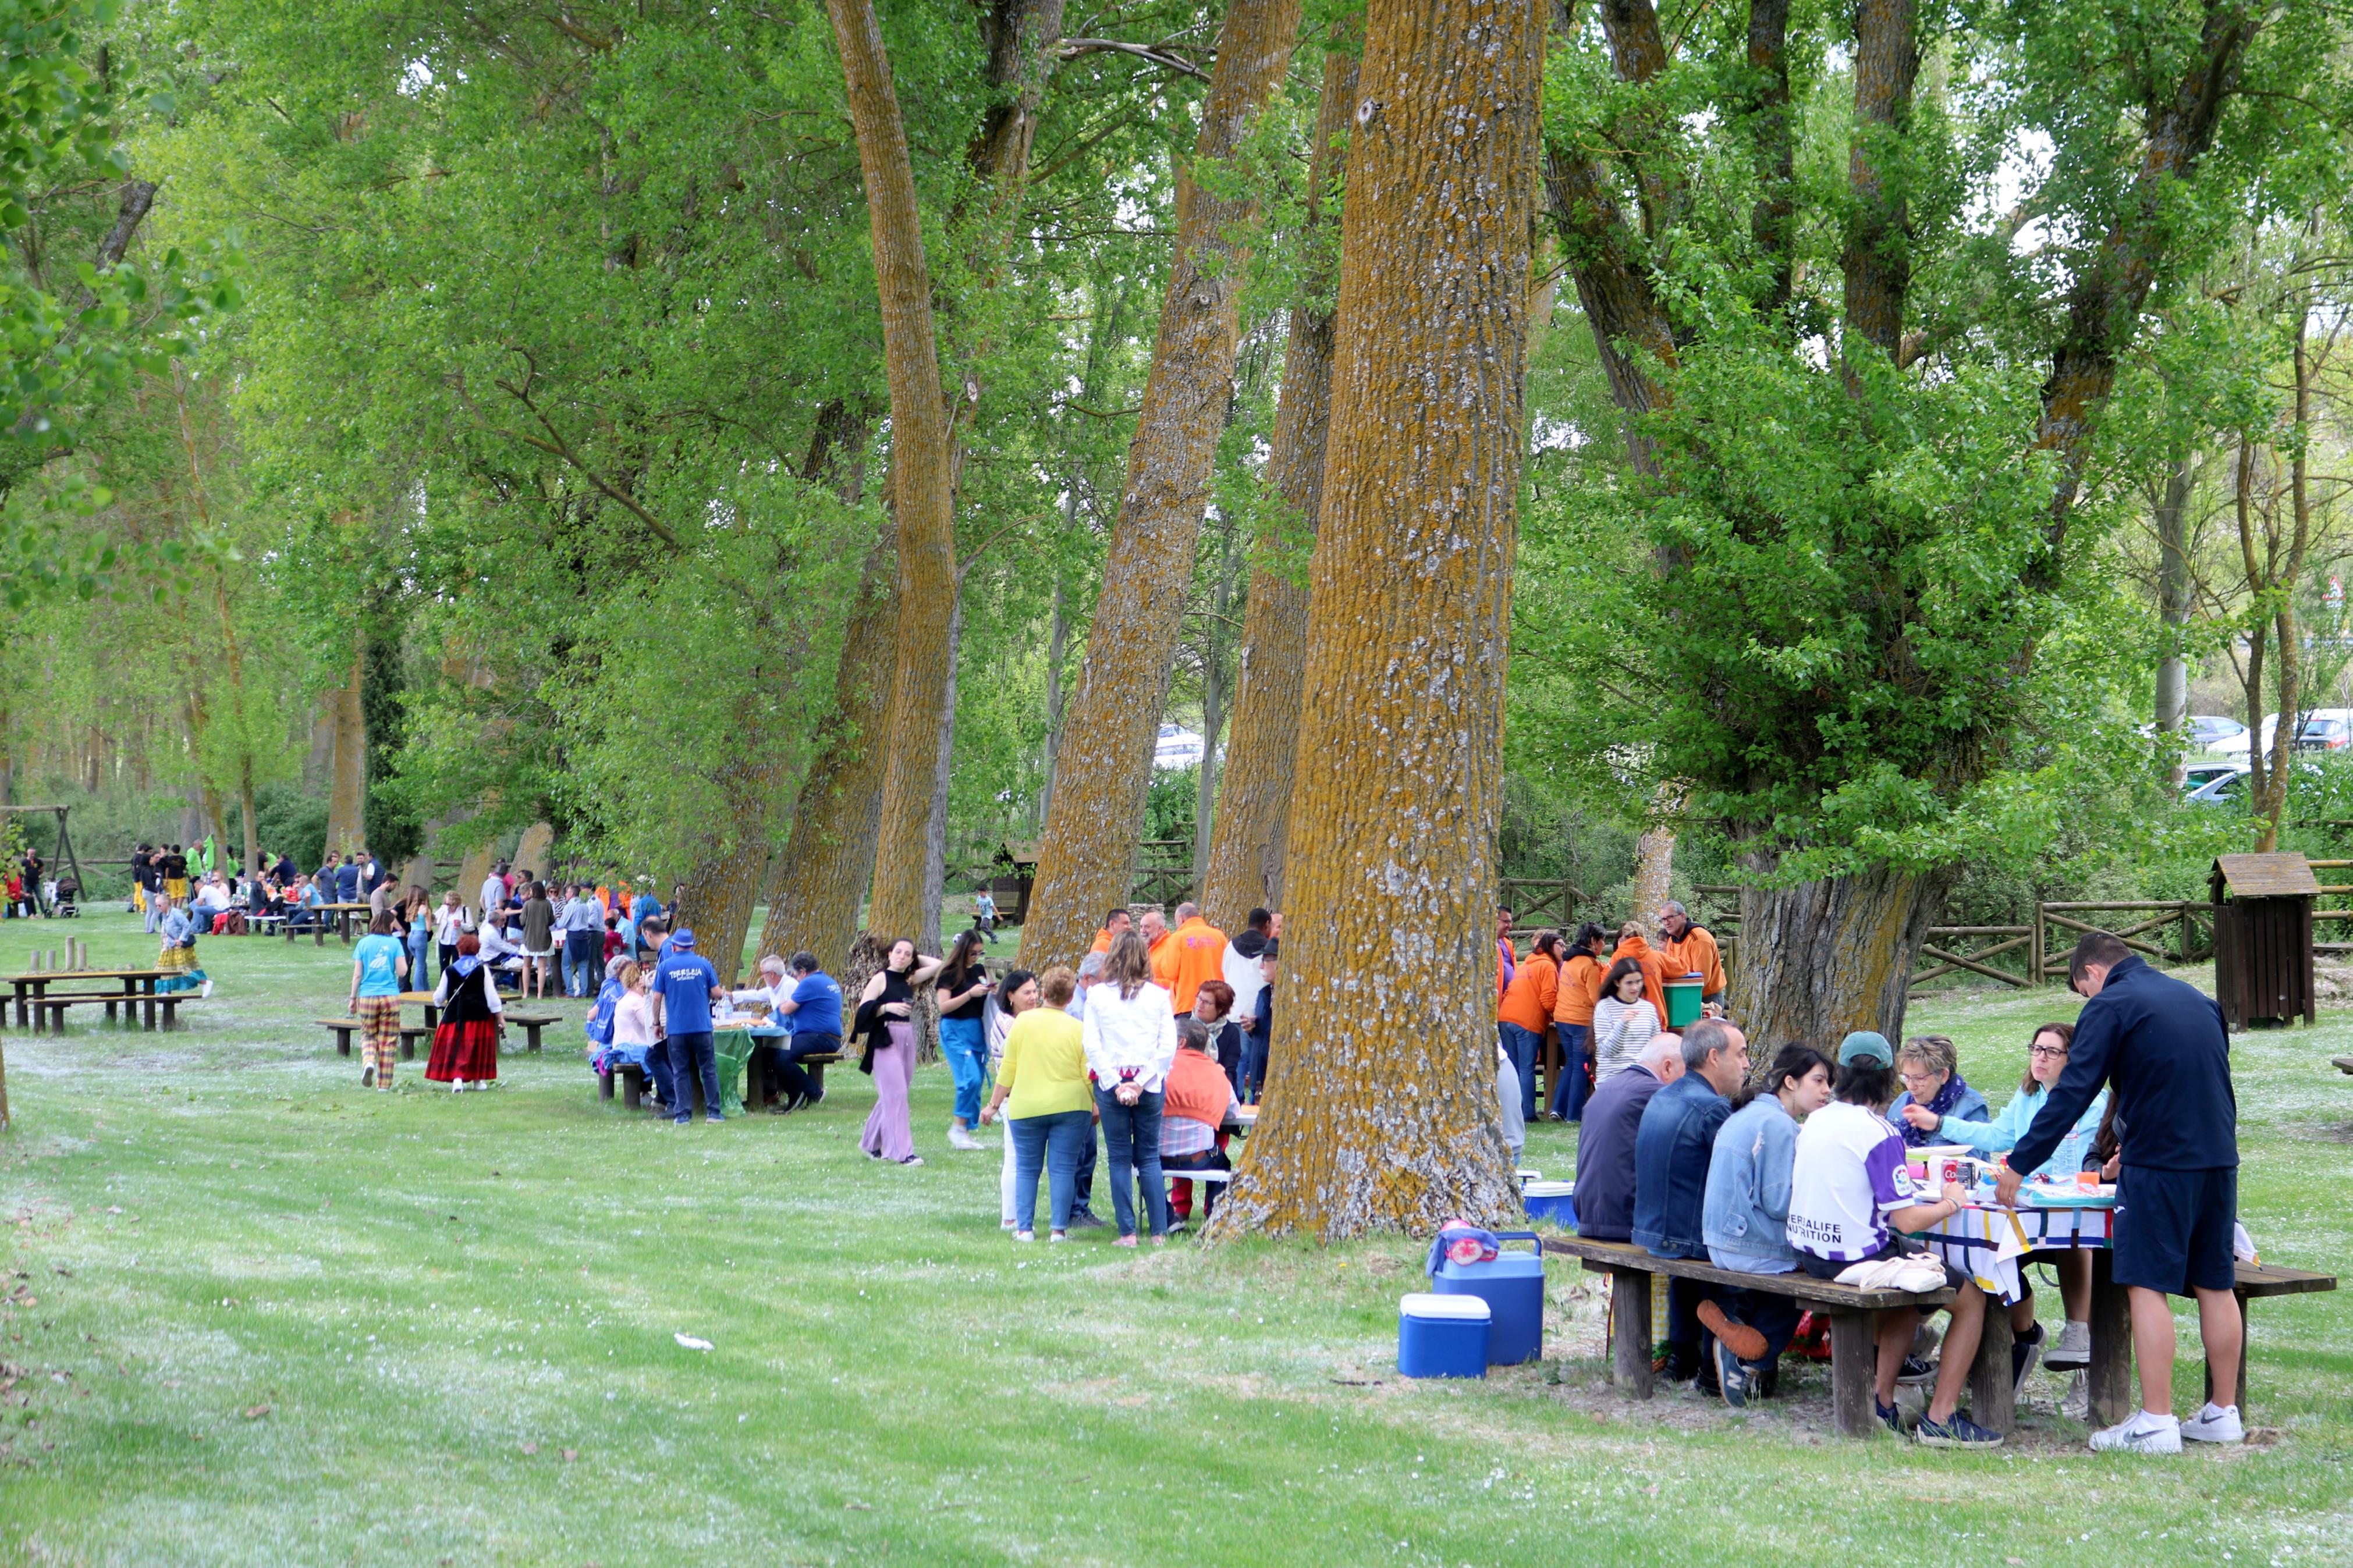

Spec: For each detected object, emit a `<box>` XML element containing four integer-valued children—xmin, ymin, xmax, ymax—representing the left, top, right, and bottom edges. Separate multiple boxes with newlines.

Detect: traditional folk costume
<box><xmin>426</xmin><ymin>952</ymin><xmax>505</xmax><ymax>1087</ymax></box>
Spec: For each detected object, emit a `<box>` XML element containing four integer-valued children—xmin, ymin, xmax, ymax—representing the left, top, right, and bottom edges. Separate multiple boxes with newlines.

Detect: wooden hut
<box><xmin>2210</xmin><ymin>852</ymin><xmax>2317</xmax><ymax>1030</ymax></box>
<box><xmin>990</xmin><ymin>840</ymin><xmax>1039</xmax><ymax>925</ymax></box>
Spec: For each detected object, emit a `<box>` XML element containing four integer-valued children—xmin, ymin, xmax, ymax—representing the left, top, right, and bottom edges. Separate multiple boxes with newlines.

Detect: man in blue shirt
<box><xmin>2000</xmin><ymin>930</ymin><xmax>2242</xmax><ymax>1454</ymax></box>
<box><xmin>333</xmin><ymin>855</ymin><xmax>361</xmax><ymax>905</ymax></box>
<box><xmin>757</xmin><ymin>951</ymin><xmax>844</xmax><ymax>1113</ymax></box>
<box><xmin>649</xmin><ymin>928</ymin><xmax>725</xmax><ymax>1125</ymax></box>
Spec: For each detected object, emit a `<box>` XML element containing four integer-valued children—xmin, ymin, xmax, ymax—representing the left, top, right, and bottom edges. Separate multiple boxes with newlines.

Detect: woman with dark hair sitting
<box><xmin>1788</xmin><ymin>1031</ymin><xmax>2000</xmax><ymax>1447</ymax></box>
<box><xmin>1699</xmin><ymin>1044</ymin><xmax>1834</xmax><ymax>1406</ymax></box>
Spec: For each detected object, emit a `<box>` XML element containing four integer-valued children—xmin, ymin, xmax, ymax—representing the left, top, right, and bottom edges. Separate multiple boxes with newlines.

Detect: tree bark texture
<box><xmin>760</xmin><ymin>529</ymin><xmax>898</xmax><ymax>974</ymax></box>
<box><xmin>324</xmin><ymin>634</ymin><xmax>367</xmax><ymax>858</ymax></box>
<box><xmin>1841</xmin><ymin>0</ymin><xmax>1918</xmax><ymax>362</ymax></box>
<box><xmin>1201</xmin><ymin>34</ymin><xmax>1360</xmax><ymax>932</ymax></box>
<box><xmin>1744</xmin><ymin>0</ymin><xmax>1795</xmax><ymax>318</ymax></box>
<box><xmin>829</xmin><ymin>0</ymin><xmax>961</xmax><ymax>945</ymax></box>
<box><xmin>968</xmin><ymin>0</ymin><xmax>1069</xmax><ymax>187</ymax></box>
<box><xmin>513</xmin><ymin>822</ymin><xmax>554</xmax><ymax>882</ymax></box>
<box><xmin>919</xmin><ymin>584</ymin><xmax>967</xmax><ymax>952</ymax></box>
<box><xmin>1729</xmin><ymin>859</ymin><xmax>1948</xmax><ymax>1052</ymax></box>
<box><xmin>1017</xmin><ymin>0</ymin><xmax>1305</xmax><ymax>970</ymax></box>
<box><xmin>1208</xmin><ymin>0</ymin><xmax>1542</xmax><ymax>1242</ymax></box>
<box><xmin>2153</xmin><ymin>451</ymin><xmax>2196</xmax><ymax>747</ymax></box>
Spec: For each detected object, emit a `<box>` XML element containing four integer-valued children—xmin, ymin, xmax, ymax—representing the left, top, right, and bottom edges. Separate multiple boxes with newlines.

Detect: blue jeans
<box><xmin>1095</xmin><ymin>1087</ymin><xmax>1168</xmax><ymax>1238</ymax></box>
<box><xmin>1009</xmin><ymin>1110</ymin><xmax>1092</xmax><ymax>1232</ymax></box>
<box><xmin>1240</xmin><ymin>1025</ymin><xmax>1269</xmax><ymax>1103</ymax></box>
<box><xmin>1550</xmin><ymin>1022</ymin><xmax>1592</xmax><ymax>1121</ymax></box>
<box><xmin>1498</xmin><ymin>1021</ymin><xmax>1544</xmax><ymax>1122</ymax></box>
<box><xmin>409</xmin><ymin>933</ymin><xmax>431</xmax><ymax>989</ymax></box>
<box><xmin>666</xmin><ymin>1030</ymin><xmax>719</xmax><ymax>1121</ymax></box>
<box><xmin>939</xmin><ymin>1015</ymin><xmax>988</xmax><ymax>1124</ymax></box>
<box><xmin>562</xmin><ymin>932</ymin><xmax>597</xmax><ymax>997</ymax></box>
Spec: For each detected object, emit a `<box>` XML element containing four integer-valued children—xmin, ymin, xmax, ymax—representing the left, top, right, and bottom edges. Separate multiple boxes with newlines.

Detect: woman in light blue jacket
<box><xmin>1698</xmin><ymin>1044</ymin><xmax>1834</xmax><ymax>1406</ymax></box>
<box><xmin>1898</xmin><ymin>1021</ymin><xmax>2107</xmax><ymax>1377</ymax></box>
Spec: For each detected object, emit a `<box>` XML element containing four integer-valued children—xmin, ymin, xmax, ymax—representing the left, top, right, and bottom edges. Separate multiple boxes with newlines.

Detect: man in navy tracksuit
<box><xmin>2000</xmin><ymin>931</ymin><xmax>2240</xmax><ymax>1453</ymax></box>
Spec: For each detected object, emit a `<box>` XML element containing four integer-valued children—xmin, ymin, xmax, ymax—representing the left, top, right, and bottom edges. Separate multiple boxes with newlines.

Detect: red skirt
<box><xmin>425</xmin><ymin>1019</ymin><xmax>500</xmax><ymax>1082</ymax></box>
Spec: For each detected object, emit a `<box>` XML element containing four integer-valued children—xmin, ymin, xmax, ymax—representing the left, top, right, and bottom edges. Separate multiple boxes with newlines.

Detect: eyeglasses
<box><xmin>2029</xmin><ymin>1043</ymin><xmax>2070</xmax><ymax>1059</ymax></box>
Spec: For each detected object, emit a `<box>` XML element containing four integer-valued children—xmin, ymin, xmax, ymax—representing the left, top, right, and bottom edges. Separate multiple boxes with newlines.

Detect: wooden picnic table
<box><xmin>6</xmin><ymin>968</ymin><xmax>167</xmax><ymax>1031</ymax></box>
<box><xmin>283</xmin><ymin>902</ymin><xmax>370</xmax><ymax>946</ymax></box>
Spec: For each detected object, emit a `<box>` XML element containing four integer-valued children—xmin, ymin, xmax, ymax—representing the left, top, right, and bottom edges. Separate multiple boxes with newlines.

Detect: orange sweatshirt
<box><xmin>1165</xmin><ymin>916</ymin><xmax>1228</xmax><ymax>1014</ymax></box>
<box><xmin>1660</xmin><ymin>924</ymin><xmax>1727</xmax><ymax>997</ymax></box>
<box><xmin>1497</xmin><ymin>951</ymin><xmax>1558</xmax><ymax>1033</ymax></box>
<box><xmin>1553</xmin><ymin>952</ymin><xmax>1606</xmax><ymax>1027</ymax></box>
<box><xmin>1609</xmin><ymin>934</ymin><xmax>1670</xmax><ymax>1022</ymax></box>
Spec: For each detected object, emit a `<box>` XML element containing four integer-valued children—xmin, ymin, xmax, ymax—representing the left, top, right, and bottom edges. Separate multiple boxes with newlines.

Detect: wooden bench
<box><xmin>2207</xmin><ymin>1261</ymin><xmax>2338</xmax><ymax>1418</ymax></box>
<box><xmin>740</xmin><ymin>1045</ymin><xmax>844</xmax><ymax>1110</ymax></box>
<box><xmin>1543</xmin><ymin>1235</ymin><xmax>1958</xmax><ymax>1437</ymax></box>
<box><xmin>504</xmin><ymin>1011</ymin><xmax>561</xmax><ymax>1053</ymax></box>
<box><xmin>599</xmin><ymin>1061</ymin><xmax>651</xmax><ymax>1110</ymax></box>
<box><xmin>317</xmin><ymin>1018</ymin><xmax>432</xmax><ymax>1059</ymax></box>
<box><xmin>2332</xmin><ymin>1055</ymin><xmax>2353</xmax><ymax>1075</ymax></box>
<box><xmin>38</xmin><ymin>994</ymin><xmax>195</xmax><ymax>1033</ymax></box>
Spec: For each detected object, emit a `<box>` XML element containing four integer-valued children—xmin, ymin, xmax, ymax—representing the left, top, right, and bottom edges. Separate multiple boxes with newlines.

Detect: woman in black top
<box><xmin>936</xmin><ymin>928</ymin><xmax>993</xmax><ymax>1150</ymax></box>
<box><xmin>853</xmin><ymin>937</ymin><xmax>946</xmax><ymax>1165</ymax></box>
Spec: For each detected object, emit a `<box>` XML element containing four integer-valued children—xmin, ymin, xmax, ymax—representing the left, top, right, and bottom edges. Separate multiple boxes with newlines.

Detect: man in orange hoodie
<box><xmin>1089</xmin><ymin>907</ymin><xmax>1134</xmax><ymax>956</ymax></box>
<box><xmin>1657</xmin><ymin>901</ymin><xmax>1727</xmax><ymax>1007</ymax></box>
<box><xmin>1610</xmin><ymin>922</ymin><xmax>1671</xmax><ymax>1021</ymax></box>
<box><xmin>1164</xmin><ymin>901</ymin><xmax>1227</xmax><ymax>1017</ymax></box>
<box><xmin>1496</xmin><ymin>932</ymin><xmax>1560</xmax><ymax>1122</ymax></box>
<box><xmin>1142</xmin><ymin>907</ymin><xmax>1177</xmax><ymax>991</ymax></box>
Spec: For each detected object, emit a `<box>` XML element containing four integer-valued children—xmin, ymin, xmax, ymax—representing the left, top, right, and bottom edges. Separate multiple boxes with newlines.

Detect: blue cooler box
<box><xmin>1522</xmin><ymin>1180</ymin><xmax>1575</xmax><ymax>1227</ymax></box>
<box><xmin>1431</xmin><ymin>1230</ymin><xmax>1545</xmax><ymax>1366</ymax></box>
<box><xmin>1399</xmin><ymin>1292</ymin><xmax>1490</xmax><ymax>1378</ymax></box>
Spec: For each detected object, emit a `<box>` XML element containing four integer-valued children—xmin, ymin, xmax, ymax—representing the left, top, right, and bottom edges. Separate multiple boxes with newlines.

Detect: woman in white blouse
<box><xmin>1080</xmin><ymin>930</ymin><xmax>1179</xmax><ymax>1246</ymax></box>
<box><xmin>1589</xmin><ymin>958</ymin><xmax>1662</xmax><ymax>1087</ymax></box>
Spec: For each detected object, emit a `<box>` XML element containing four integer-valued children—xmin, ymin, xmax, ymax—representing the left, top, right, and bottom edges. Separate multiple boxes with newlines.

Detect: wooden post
<box><xmin>2087</xmin><ymin>1250</ymin><xmax>2134</xmax><ymax>1426</ymax></box>
<box><xmin>0</xmin><ymin>1032</ymin><xmax>10</xmax><ymax>1132</ymax></box>
<box><xmin>1609</xmin><ymin>1271</ymin><xmax>1653</xmax><ymax>1398</ymax></box>
<box><xmin>1829</xmin><ymin>1311</ymin><xmax>1876</xmax><ymax>1436</ymax></box>
<box><xmin>2200</xmin><ymin>1291</ymin><xmax>2251</xmax><ymax>1419</ymax></box>
<box><xmin>2029</xmin><ymin>903</ymin><xmax>2044</xmax><ymax>984</ymax></box>
<box><xmin>1968</xmin><ymin>1304</ymin><xmax>2016</xmax><ymax>1435</ymax></box>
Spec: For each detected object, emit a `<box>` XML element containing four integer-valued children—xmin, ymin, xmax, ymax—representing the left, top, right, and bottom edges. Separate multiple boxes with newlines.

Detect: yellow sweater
<box><xmin>999</xmin><ymin>1008</ymin><xmax>1092</xmax><ymax>1118</ymax></box>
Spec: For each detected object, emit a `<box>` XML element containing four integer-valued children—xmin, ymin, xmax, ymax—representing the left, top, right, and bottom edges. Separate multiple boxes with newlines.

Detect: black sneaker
<box><xmin>1915</xmin><ymin>1410</ymin><xmax>2003</xmax><ymax>1448</ymax></box>
<box><xmin>1713</xmin><ymin>1340</ymin><xmax>1751</xmax><ymax>1410</ymax></box>
<box><xmin>1896</xmin><ymin>1355</ymin><xmax>1937</xmax><ymax>1386</ymax></box>
<box><xmin>1069</xmin><ymin>1210</ymin><xmax>1108</xmax><ymax>1231</ymax></box>
<box><xmin>2011</xmin><ymin>1321</ymin><xmax>2046</xmax><ymax>1399</ymax></box>
<box><xmin>1876</xmin><ymin>1398</ymin><xmax>1904</xmax><ymax>1435</ymax></box>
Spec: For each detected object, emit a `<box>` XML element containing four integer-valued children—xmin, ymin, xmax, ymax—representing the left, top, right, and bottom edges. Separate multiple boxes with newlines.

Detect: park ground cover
<box><xmin>0</xmin><ymin>912</ymin><xmax>2348</xmax><ymax>1566</ymax></box>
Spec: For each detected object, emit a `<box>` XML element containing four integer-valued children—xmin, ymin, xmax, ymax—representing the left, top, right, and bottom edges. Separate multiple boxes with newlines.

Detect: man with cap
<box><xmin>1997</xmin><ymin>930</ymin><xmax>2242</xmax><ymax>1453</ymax></box>
<box><xmin>648</xmin><ymin>927</ymin><xmax>725</xmax><ymax>1125</ymax></box>
<box><xmin>1789</xmin><ymin>1030</ymin><xmax>1998</xmax><ymax>1446</ymax></box>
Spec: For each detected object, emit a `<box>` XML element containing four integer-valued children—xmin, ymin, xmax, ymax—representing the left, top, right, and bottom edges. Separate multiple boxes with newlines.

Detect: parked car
<box><xmin>2213</xmin><ymin>709</ymin><xmax>2353</xmax><ymax>758</ymax></box>
<box><xmin>2185</xmin><ymin>765</ymin><xmax>2250</xmax><ymax>804</ymax></box>
<box><xmin>1154</xmin><ymin>723</ymin><xmax>1206</xmax><ymax>770</ymax></box>
<box><xmin>2181</xmin><ymin>760</ymin><xmax>2245</xmax><ymax>794</ymax></box>
<box><xmin>2186</xmin><ymin>713</ymin><xmax>2248</xmax><ymax>749</ymax></box>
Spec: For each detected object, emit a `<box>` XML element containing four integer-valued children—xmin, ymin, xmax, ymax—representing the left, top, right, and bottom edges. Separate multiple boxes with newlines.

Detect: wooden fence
<box><xmin>1693</xmin><ymin>886</ymin><xmax>2212</xmax><ymax>993</ymax></box>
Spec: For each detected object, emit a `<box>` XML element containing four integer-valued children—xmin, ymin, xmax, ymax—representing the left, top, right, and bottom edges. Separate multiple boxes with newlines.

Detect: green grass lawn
<box><xmin>1</xmin><ymin>910</ymin><xmax>2349</xmax><ymax>1565</ymax></box>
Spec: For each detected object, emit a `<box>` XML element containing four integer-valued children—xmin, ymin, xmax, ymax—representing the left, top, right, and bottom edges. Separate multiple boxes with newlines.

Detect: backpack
<box><xmin>585</xmin><ymin>978</ymin><xmax>621</xmax><ymax>1046</ymax></box>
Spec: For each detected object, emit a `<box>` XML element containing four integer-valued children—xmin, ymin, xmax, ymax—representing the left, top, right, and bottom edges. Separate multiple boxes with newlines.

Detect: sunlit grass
<box><xmin>0</xmin><ymin>912</ymin><xmax>2347</xmax><ymax>1565</ymax></box>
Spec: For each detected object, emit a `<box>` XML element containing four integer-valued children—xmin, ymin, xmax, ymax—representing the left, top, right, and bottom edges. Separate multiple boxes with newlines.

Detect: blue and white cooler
<box><xmin>1522</xmin><ymin>1179</ymin><xmax>1576</xmax><ymax>1227</ymax></box>
<box><xmin>1429</xmin><ymin>1229</ymin><xmax>1546</xmax><ymax>1365</ymax></box>
<box><xmin>1398</xmin><ymin>1292</ymin><xmax>1491</xmax><ymax>1378</ymax></box>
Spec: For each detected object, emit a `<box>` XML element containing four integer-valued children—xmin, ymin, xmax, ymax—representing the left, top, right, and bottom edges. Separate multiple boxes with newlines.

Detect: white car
<box><xmin>2214</xmin><ymin>709</ymin><xmax>2353</xmax><ymax>758</ymax></box>
<box><xmin>1154</xmin><ymin>723</ymin><xmax>1206</xmax><ymax>770</ymax></box>
<box><xmin>2185</xmin><ymin>714</ymin><xmax>2247</xmax><ymax>750</ymax></box>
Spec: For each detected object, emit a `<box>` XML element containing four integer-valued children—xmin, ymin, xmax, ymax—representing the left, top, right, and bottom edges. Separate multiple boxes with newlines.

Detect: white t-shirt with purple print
<box><xmin>1787</xmin><ymin>1100</ymin><xmax>1917</xmax><ymax>1263</ymax></box>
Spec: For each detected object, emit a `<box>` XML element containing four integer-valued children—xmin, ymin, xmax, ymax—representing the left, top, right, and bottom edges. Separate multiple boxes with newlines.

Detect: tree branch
<box><xmin>1057</xmin><ymin>38</ymin><xmax>1210</xmax><ymax>80</ymax></box>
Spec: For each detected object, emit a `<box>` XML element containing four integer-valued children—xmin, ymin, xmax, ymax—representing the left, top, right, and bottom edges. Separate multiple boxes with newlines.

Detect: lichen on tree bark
<box><xmin>1208</xmin><ymin>0</ymin><xmax>1542</xmax><ymax>1243</ymax></box>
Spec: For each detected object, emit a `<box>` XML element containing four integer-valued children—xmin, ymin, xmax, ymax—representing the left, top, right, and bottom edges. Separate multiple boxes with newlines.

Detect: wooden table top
<box><xmin>8</xmin><ymin>968</ymin><xmax>167</xmax><ymax>983</ymax></box>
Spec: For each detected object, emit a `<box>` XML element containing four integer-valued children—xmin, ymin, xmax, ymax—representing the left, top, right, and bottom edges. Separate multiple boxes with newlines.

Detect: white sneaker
<box><xmin>2091</xmin><ymin>1411</ymin><xmax>2182</xmax><ymax>1453</ymax></box>
<box><xmin>2182</xmin><ymin>1402</ymin><xmax>2245</xmax><ymax>1443</ymax></box>
<box><xmin>2060</xmin><ymin>1371</ymin><xmax>2089</xmax><ymax>1423</ymax></box>
<box><xmin>2046</xmin><ymin>1319</ymin><xmax>2092</xmax><ymax>1369</ymax></box>
<box><xmin>947</xmin><ymin>1127</ymin><xmax>984</xmax><ymax>1151</ymax></box>
<box><xmin>199</xmin><ymin>980</ymin><xmax>214</xmax><ymax>998</ymax></box>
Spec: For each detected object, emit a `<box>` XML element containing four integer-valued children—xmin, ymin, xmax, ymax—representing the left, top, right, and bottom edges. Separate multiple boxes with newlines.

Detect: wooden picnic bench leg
<box><xmin>1609</xmin><ymin>1270</ymin><xmax>1653</xmax><ymax>1399</ymax></box>
<box><xmin>526</xmin><ymin>1023</ymin><xmax>542</xmax><ymax>1054</ymax></box>
<box><xmin>2087</xmin><ymin>1250</ymin><xmax>2134</xmax><ymax>1428</ymax></box>
<box><xmin>1829</xmin><ymin>1311</ymin><xmax>1876</xmax><ymax>1437</ymax></box>
<box><xmin>336</xmin><ymin>1028</ymin><xmax>352</xmax><ymax>1058</ymax></box>
<box><xmin>1967</xmin><ymin>1300</ymin><xmax>2015</xmax><ymax>1435</ymax></box>
<box><xmin>160</xmin><ymin>1000</ymin><xmax>179</xmax><ymax>1032</ymax></box>
<box><xmin>598</xmin><ymin>1069</ymin><xmax>614</xmax><ymax>1102</ymax></box>
<box><xmin>623</xmin><ymin>1069</ymin><xmax>643</xmax><ymax>1110</ymax></box>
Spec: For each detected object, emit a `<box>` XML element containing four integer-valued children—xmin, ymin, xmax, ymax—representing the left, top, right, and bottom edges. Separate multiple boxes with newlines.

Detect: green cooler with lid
<box><xmin>1663</xmin><ymin>974</ymin><xmax>1705</xmax><ymax>1029</ymax></box>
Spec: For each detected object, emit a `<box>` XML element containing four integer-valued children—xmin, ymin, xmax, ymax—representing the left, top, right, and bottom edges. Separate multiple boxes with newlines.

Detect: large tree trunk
<box><xmin>1016</xmin><ymin>0</ymin><xmax>1305</xmax><ymax>970</ymax></box>
<box><xmin>1730</xmin><ymin>861</ymin><xmax>1948</xmax><ymax>1051</ymax></box>
<box><xmin>1209</xmin><ymin>0</ymin><xmax>1542</xmax><ymax>1243</ymax></box>
<box><xmin>829</xmin><ymin>0</ymin><xmax>960</xmax><ymax>944</ymax></box>
<box><xmin>920</xmin><ymin>586</ymin><xmax>967</xmax><ymax>952</ymax></box>
<box><xmin>761</xmin><ymin>531</ymin><xmax>896</xmax><ymax>973</ymax></box>
<box><xmin>1200</xmin><ymin>33</ymin><xmax>1358</xmax><ymax>931</ymax></box>
<box><xmin>1840</xmin><ymin>0</ymin><xmax>1918</xmax><ymax>363</ymax></box>
<box><xmin>324</xmin><ymin>634</ymin><xmax>367</xmax><ymax>858</ymax></box>
<box><xmin>1037</xmin><ymin>560</ymin><xmax>1071</xmax><ymax>827</ymax></box>
<box><xmin>674</xmin><ymin>799</ymin><xmax>772</xmax><ymax>986</ymax></box>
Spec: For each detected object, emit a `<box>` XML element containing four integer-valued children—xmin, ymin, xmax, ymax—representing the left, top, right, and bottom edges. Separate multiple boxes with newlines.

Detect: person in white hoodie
<box><xmin>1081</xmin><ymin>929</ymin><xmax>1179</xmax><ymax>1246</ymax></box>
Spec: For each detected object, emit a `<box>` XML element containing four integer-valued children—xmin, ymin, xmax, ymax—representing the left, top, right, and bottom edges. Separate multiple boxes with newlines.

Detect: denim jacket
<box><xmin>1631</xmin><ymin>1073</ymin><xmax>1731</xmax><ymax>1260</ymax></box>
<box><xmin>1702</xmin><ymin>1096</ymin><xmax>1799</xmax><ymax>1272</ymax></box>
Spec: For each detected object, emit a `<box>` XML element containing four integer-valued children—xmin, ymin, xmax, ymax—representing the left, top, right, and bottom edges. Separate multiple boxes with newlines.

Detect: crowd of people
<box><xmin>1560</xmin><ymin>926</ymin><xmax>2244</xmax><ymax>1455</ymax></box>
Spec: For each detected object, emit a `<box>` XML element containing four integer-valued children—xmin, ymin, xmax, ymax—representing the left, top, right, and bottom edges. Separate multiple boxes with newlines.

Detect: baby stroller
<box><xmin>51</xmin><ymin>877</ymin><xmax>79</xmax><ymax>918</ymax></box>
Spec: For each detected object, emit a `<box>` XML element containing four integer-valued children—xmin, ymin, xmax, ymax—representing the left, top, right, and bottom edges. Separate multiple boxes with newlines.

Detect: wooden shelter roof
<box><xmin>2212</xmin><ymin>852</ymin><xmax>2320</xmax><ymax>898</ymax></box>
